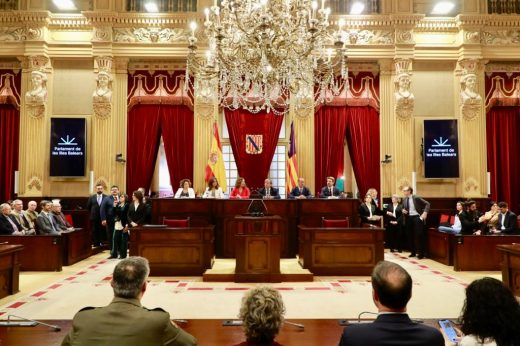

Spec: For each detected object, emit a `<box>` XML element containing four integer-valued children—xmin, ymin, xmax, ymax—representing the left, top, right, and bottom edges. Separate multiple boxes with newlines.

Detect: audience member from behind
<box><xmin>236</xmin><ymin>286</ymin><xmax>285</xmax><ymax>346</ymax></box>
<box><xmin>458</xmin><ymin>277</ymin><xmax>520</xmax><ymax>346</ymax></box>
<box><xmin>230</xmin><ymin>177</ymin><xmax>251</xmax><ymax>199</ymax></box>
<box><xmin>203</xmin><ymin>177</ymin><xmax>225</xmax><ymax>199</ymax></box>
<box><xmin>0</xmin><ymin>203</ymin><xmax>26</xmax><ymax>235</ymax></box>
<box><xmin>338</xmin><ymin>261</ymin><xmax>443</xmax><ymax>346</ymax></box>
<box><xmin>62</xmin><ymin>256</ymin><xmax>197</xmax><ymax>346</ymax></box>
<box><xmin>127</xmin><ymin>190</ymin><xmax>147</xmax><ymax>228</ymax></box>
<box><xmin>490</xmin><ymin>201</ymin><xmax>517</xmax><ymax>234</ymax></box>
<box><xmin>36</xmin><ymin>200</ymin><xmax>61</xmax><ymax>235</ymax></box>
<box><xmin>11</xmin><ymin>199</ymin><xmax>36</xmax><ymax>234</ymax></box>
<box><xmin>438</xmin><ymin>201</ymin><xmax>464</xmax><ymax>235</ymax></box>
<box><xmin>175</xmin><ymin>179</ymin><xmax>196</xmax><ymax>199</ymax></box>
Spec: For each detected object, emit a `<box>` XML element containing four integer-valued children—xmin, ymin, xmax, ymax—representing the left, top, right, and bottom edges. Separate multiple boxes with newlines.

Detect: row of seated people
<box><xmin>62</xmin><ymin>257</ymin><xmax>520</xmax><ymax>346</ymax></box>
<box><xmin>437</xmin><ymin>200</ymin><xmax>518</xmax><ymax>235</ymax></box>
<box><xmin>0</xmin><ymin>199</ymin><xmax>74</xmax><ymax>236</ymax></box>
<box><xmin>174</xmin><ymin>176</ymin><xmax>348</xmax><ymax>199</ymax></box>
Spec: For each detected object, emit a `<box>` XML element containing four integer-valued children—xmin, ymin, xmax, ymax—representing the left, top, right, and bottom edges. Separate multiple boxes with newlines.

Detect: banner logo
<box><xmin>245</xmin><ymin>134</ymin><xmax>263</xmax><ymax>154</ymax></box>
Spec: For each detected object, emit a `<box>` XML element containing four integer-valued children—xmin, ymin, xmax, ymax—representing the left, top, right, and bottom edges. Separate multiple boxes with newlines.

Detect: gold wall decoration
<box><xmin>113</xmin><ymin>27</ymin><xmax>188</xmax><ymax>43</ymax></box>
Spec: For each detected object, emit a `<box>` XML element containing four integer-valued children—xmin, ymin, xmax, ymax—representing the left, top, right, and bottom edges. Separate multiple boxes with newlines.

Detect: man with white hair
<box><xmin>25</xmin><ymin>200</ymin><xmax>39</xmax><ymax>228</ymax></box>
<box><xmin>0</xmin><ymin>203</ymin><xmax>25</xmax><ymax>235</ymax></box>
<box><xmin>52</xmin><ymin>200</ymin><xmax>74</xmax><ymax>233</ymax></box>
<box><xmin>11</xmin><ymin>199</ymin><xmax>36</xmax><ymax>235</ymax></box>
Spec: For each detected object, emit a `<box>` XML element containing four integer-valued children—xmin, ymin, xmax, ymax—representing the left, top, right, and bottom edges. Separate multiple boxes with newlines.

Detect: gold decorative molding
<box><xmin>346</xmin><ymin>30</ymin><xmax>394</xmax><ymax>45</ymax></box>
<box><xmin>481</xmin><ymin>29</ymin><xmax>520</xmax><ymax>45</ymax></box>
<box><xmin>27</xmin><ymin>175</ymin><xmax>43</xmax><ymax>192</ymax></box>
<box><xmin>464</xmin><ymin>177</ymin><xmax>479</xmax><ymax>193</ymax></box>
<box><xmin>395</xmin><ymin>29</ymin><xmax>414</xmax><ymax>44</ymax></box>
<box><xmin>113</xmin><ymin>27</ymin><xmax>188</xmax><ymax>43</ymax></box>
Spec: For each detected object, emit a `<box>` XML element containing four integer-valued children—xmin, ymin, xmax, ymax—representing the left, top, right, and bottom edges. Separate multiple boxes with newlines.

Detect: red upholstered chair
<box><xmin>449</xmin><ymin>215</ymin><xmax>455</xmax><ymax>225</ymax></box>
<box><xmin>64</xmin><ymin>214</ymin><xmax>74</xmax><ymax>227</ymax></box>
<box><xmin>163</xmin><ymin>217</ymin><xmax>190</xmax><ymax>227</ymax></box>
<box><xmin>322</xmin><ymin>217</ymin><xmax>350</xmax><ymax>228</ymax></box>
<box><xmin>439</xmin><ymin>214</ymin><xmax>450</xmax><ymax>224</ymax></box>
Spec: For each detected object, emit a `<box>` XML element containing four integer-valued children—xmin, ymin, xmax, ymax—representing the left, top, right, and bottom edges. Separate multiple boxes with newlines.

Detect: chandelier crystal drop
<box><xmin>186</xmin><ymin>0</ymin><xmax>348</xmax><ymax>115</ymax></box>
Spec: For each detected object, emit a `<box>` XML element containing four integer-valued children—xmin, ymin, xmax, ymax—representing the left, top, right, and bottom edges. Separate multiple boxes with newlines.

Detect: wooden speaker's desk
<box><xmin>233</xmin><ymin>215</ymin><xmax>284</xmax><ymax>283</ymax></box>
<box><xmin>497</xmin><ymin>244</ymin><xmax>520</xmax><ymax>296</ymax></box>
<box><xmin>454</xmin><ymin>234</ymin><xmax>520</xmax><ymax>271</ymax></box>
<box><xmin>0</xmin><ymin>244</ymin><xmax>23</xmax><ymax>298</ymax></box>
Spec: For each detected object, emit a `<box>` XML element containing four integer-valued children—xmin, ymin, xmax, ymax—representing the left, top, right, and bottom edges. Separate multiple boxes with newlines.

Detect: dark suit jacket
<box><xmin>338</xmin><ymin>313</ymin><xmax>444</xmax><ymax>346</ymax></box>
<box><xmin>0</xmin><ymin>214</ymin><xmax>23</xmax><ymax>235</ymax></box>
<box><xmin>497</xmin><ymin>211</ymin><xmax>518</xmax><ymax>234</ymax></box>
<box><xmin>289</xmin><ymin>186</ymin><xmax>311</xmax><ymax>199</ymax></box>
<box><xmin>320</xmin><ymin>186</ymin><xmax>341</xmax><ymax>198</ymax></box>
<box><xmin>359</xmin><ymin>203</ymin><xmax>380</xmax><ymax>225</ymax></box>
<box><xmin>402</xmin><ymin>195</ymin><xmax>430</xmax><ymax>224</ymax></box>
<box><xmin>127</xmin><ymin>203</ymin><xmax>147</xmax><ymax>226</ymax></box>
<box><xmin>459</xmin><ymin>210</ymin><xmax>482</xmax><ymax>235</ymax></box>
<box><xmin>385</xmin><ymin>204</ymin><xmax>403</xmax><ymax>227</ymax></box>
<box><xmin>86</xmin><ymin>193</ymin><xmax>107</xmax><ymax>221</ymax></box>
<box><xmin>100</xmin><ymin>195</ymin><xmax>117</xmax><ymax>222</ymax></box>
<box><xmin>258</xmin><ymin>187</ymin><xmax>281</xmax><ymax>199</ymax></box>
<box><xmin>53</xmin><ymin>212</ymin><xmax>73</xmax><ymax>232</ymax></box>
<box><xmin>35</xmin><ymin>212</ymin><xmax>60</xmax><ymax>234</ymax></box>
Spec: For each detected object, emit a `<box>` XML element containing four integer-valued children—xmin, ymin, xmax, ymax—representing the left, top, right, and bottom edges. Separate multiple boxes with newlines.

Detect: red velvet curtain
<box><xmin>315</xmin><ymin>106</ymin><xmax>380</xmax><ymax>196</ymax></box>
<box><xmin>486</xmin><ymin>107</ymin><xmax>520</xmax><ymax>213</ymax></box>
<box><xmin>126</xmin><ymin>104</ymin><xmax>161</xmax><ymax>194</ymax></box>
<box><xmin>225</xmin><ymin>109</ymin><xmax>284</xmax><ymax>190</ymax></box>
<box><xmin>161</xmin><ymin>105</ymin><xmax>194</xmax><ymax>189</ymax></box>
<box><xmin>0</xmin><ymin>105</ymin><xmax>19</xmax><ymax>201</ymax></box>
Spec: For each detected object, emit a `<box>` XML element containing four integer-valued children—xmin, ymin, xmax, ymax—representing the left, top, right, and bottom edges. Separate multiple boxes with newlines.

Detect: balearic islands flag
<box><xmin>286</xmin><ymin>121</ymin><xmax>298</xmax><ymax>194</ymax></box>
<box><xmin>205</xmin><ymin>121</ymin><xmax>227</xmax><ymax>191</ymax></box>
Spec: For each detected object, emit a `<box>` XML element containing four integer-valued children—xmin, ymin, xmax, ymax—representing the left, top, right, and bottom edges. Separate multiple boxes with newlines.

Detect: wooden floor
<box><xmin>0</xmin><ymin>318</ymin><xmax>447</xmax><ymax>346</ymax></box>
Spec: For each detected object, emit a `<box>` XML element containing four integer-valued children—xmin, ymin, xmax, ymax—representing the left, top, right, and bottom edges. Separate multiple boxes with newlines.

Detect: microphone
<box><xmin>284</xmin><ymin>321</ymin><xmax>304</xmax><ymax>330</ymax></box>
<box><xmin>357</xmin><ymin>311</ymin><xmax>378</xmax><ymax>322</ymax></box>
<box><xmin>7</xmin><ymin>314</ymin><xmax>61</xmax><ymax>331</ymax></box>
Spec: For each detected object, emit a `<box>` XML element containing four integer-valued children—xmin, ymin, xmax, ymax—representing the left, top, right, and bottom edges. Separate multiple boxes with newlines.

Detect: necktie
<box><xmin>267</xmin><ymin>189</ymin><xmax>270</xmax><ymax>196</ymax></box>
<box><xmin>97</xmin><ymin>195</ymin><xmax>102</xmax><ymax>205</ymax></box>
<box><xmin>6</xmin><ymin>216</ymin><xmax>18</xmax><ymax>233</ymax></box>
<box><xmin>47</xmin><ymin>213</ymin><xmax>57</xmax><ymax>232</ymax></box>
<box><xmin>330</xmin><ymin>187</ymin><xmax>332</xmax><ymax>196</ymax></box>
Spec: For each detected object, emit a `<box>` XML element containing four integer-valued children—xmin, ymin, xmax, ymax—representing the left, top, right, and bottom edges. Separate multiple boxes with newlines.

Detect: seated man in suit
<box><xmin>289</xmin><ymin>177</ymin><xmax>312</xmax><ymax>199</ymax></box>
<box><xmin>320</xmin><ymin>176</ymin><xmax>341</xmax><ymax>199</ymax></box>
<box><xmin>490</xmin><ymin>201</ymin><xmax>517</xmax><ymax>234</ymax></box>
<box><xmin>52</xmin><ymin>201</ymin><xmax>75</xmax><ymax>233</ymax></box>
<box><xmin>25</xmin><ymin>200</ymin><xmax>39</xmax><ymax>228</ymax></box>
<box><xmin>0</xmin><ymin>203</ymin><xmax>26</xmax><ymax>235</ymax></box>
<box><xmin>460</xmin><ymin>200</ymin><xmax>484</xmax><ymax>235</ymax></box>
<box><xmin>11</xmin><ymin>199</ymin><xmax>36</xmax><ymax>235</ymax></box>
<box><xmin>36</xmin><ymin>200</ymin><xmax>61</xmax><ymax>235</ymax></box>
<box><xmin>338</xmin><ymin>261</ymin><xmax>444</xmax><ymax>346</ymax></box>
<box><xmin>62</xmin><ymin>256</ymin><xmax>197</xmax><ymax>346</ymax></box>
<box><xmin>258</xmin><ymin>178</ymin><xmax>281</xmax><ymax>199</ymax></box>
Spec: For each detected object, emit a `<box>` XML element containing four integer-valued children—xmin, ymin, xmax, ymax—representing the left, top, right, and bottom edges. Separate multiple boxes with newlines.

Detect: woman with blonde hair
<box><xmin>236</xmin><ymin>286</ymin><xmax>285</xmax><ymax>346</ymax></box>
<box><xmin>230</xmin><ymin>177</ymin><xmax>251</xmax><ymax>199</ymax></box>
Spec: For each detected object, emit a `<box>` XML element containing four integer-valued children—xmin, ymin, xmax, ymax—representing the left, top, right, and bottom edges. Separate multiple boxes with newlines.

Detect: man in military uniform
<box><xmin>62</xmin><ymin>256</ymin><xmax>197</xmax><ymax>346</ymax></box>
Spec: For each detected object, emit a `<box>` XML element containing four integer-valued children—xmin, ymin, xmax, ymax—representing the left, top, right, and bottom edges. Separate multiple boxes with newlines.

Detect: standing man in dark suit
<box><xmin>401</xmin><ymin>186</ymin><xmax>430</xmax><ymax>259</ymax></box>
<box><xmin>491</xmin><ymin>201</ymin><xmax>517</xmax><ymax>234</ymax></box>
<box><xmin>87</xmin><ymin>183</ymin><xmax>107</xmax><ymax>247</ymax></box>
<box><xmin>338</xmin><ymin>261</ymin><xmax>443</xmax><ymax>346</ymax></box>
<box><xmin>101</xmin><ymin>185</ymin><xmax>119</xmax><ymax>254</ymax></box>
<box><xmin>320</xmin><ymin>176</ymin><xmax>341</xmax><ymax>198</ymax></box>
<box><xmin>289</xmin><ymin>178</ymin><xmax>312</xmax><ymax>199</ymax></box>
<box><xmin>258</xmin><ymin>178</ymin><xmax>281</xmax><ymax>199</ymax></box>
<box><xmin>0</xmin><ymin>203</ymin><xmax>25</xmax><ymax>235</ymax></box>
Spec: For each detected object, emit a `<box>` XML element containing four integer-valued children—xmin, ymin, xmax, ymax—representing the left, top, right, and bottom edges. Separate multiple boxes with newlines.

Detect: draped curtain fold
<box><xmin>224</xmin><ymin>109</ymin><xmax>284</xmax><ymax>190</ymax></box>
<box><xmin>127</xmin><ymin>104</ymin><xmax>162</xmax><ymax>194</ymax></box>
<box><xmin>486</xmin><ymin>107</ymin><xmax>520</xmax><ymax>213</ymax></box>
<box><xmin>127</xmin><ymin>104</ymin><xmax>194</xmax><ymax>195</ymax></box>
<box><xmin>161</xmin><ymin>105</ymin><xmax>194</xmax><ymax>189</ymax></box>
<box><xmin>315</xmin><ymin>105</ymin><xmax>380</xmax><ymax>196</ymax></box>
<box><xmin>0</xmin><ymin>105</ymin><xmax>19</xmax><ymax>201</ymax></box>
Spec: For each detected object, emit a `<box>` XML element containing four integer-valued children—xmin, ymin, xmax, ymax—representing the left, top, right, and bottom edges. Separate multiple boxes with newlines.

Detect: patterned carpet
<box><xmin>0</xmin><ymin>252</ymin><xmax>471</xmax><ymax>320</ymax></box>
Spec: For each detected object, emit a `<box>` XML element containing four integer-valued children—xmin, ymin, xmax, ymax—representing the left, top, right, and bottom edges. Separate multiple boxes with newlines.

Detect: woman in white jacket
<box><xmin>203</xmin><ymin>177</ymin><xmax>224</xmax><ymax>199</ymax></box>
<box><xmin>174</xmin><ymin>179</ymin><xmax>196</xmax><ymax>198</ymax></box>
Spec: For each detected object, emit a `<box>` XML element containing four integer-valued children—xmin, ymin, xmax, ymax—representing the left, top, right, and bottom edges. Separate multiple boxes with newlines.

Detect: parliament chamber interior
<box><xmin>0</xmin><ymin>0</ymin><xmax>520</xmax><ymax>345</ymax></box>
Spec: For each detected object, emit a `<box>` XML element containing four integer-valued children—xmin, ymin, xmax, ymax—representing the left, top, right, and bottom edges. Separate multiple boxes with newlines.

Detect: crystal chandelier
<box><xmin>186</xmin><ymin>0</ymin><xmax>348</xmax><ymax>115</ymax></box>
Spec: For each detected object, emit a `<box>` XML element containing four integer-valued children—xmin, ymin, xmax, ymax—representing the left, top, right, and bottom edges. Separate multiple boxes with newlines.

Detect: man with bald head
<box><xmin>258</xmin><ymin>178</ymin><xmax>281</xmax><ymax>199</ymax></box>
<box><xmin>338</xmin><ymin>261</ymin><xmax>443</xmax><ymax>346</ymax></box>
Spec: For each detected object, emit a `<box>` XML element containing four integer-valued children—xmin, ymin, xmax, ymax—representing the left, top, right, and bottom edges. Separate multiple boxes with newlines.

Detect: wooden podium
<box><xmin>234</xmin><ymin>215</ymin><xmax>284</xmax><ymax>282</ymax></box>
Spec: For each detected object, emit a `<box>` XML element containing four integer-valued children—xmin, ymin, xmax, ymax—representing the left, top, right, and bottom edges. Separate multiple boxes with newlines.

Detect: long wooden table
<box><xmin>453</xmin><ymin>234</ymin><xmax>520</xmax><ymax>271</ymax></box>
<box><xmin>497</xmin><ymin>244</ymin><xmax>520</xmax><ymax>296</ymax></box>
<box><xmin>0</xmin><ymin>319</ymin><xmax>449</xmax><ymax>346</ymax></box>
<box><xmin>298</xmin><ymin>226</ymin><xmax>385</xmax><ymax>275</ymax></box>
<box><xmin>0</xmin><ymin>244</ymin><xmax>24</xmax><ymax>299</ymax></box>
<box><xmin>151</xmin><ymin>198</ymin><xmax>361</xmax><ymax>258</ymax></box>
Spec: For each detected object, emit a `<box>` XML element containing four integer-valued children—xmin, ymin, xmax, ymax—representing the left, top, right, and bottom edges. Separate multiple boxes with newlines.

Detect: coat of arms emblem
<box><xmin>245</xmin><ymin>134</ymin><xmax>263</xmax><ymax>154</ymax></box>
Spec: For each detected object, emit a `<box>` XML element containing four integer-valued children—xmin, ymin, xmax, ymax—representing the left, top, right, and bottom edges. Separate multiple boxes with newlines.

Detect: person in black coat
<box><xmin>491</xmin><ymin>201</ymin><xmax>518</xmax><ymax>234</ymax></box>
<box><xmin>86</xmin><ymin>184</ymin><xmax>107</xmax><ymax>247</ymax></box>
<box><xmin>289</xmin><ymin>178</ymin><xmax>312</xmax><ymax>199</ymax></box>
<box><xmin>127</xmin><ymin>190</ymin><xmax>147</xmax><ymax>227</ymax></box>
<box><xmin>111</xmin><ymin>194</ymin><xmax>130</xmax><ymax>259</ymax></box>
<box><xmin>359</xmin><ymin>194</ymin><xmax>382</xmax><ymax>226</ymax></box>
<box><xmin>338</xmin><ymin>261</ymin><xmax>444</xmax><ymax>346</ymax></box>
<box><xmin>459</xmin><ymin>200</ymin><xmax>484</xmax><ymax>235</ymax></box>
<box><xmin>258</xmin><ymin>178</ymin><xmax>281</xmax><ymax>199</ymax></box>
<box><xmin>0</xmin><ymin>203</ymin><xmax>25</xmax><ymax>235</ymax></box>
<box><xmin>320</xmin><ymin>176</ymin><xmax>341</xmax><ymax>198</ymax></box>
<box><xmin>385</xmin><ymin>194</ymin><xmax>404</xmax><ymax>252</ymax></box>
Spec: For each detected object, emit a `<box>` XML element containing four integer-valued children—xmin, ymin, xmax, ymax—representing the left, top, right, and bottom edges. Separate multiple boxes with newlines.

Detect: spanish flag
<box><xmin>205</xmin><ymin>121</ymin><xmax>227</xmax><ymax>191</ymax></box>
<box><xmin>286</xmin><ymin>121</ymin><xmax>298</xmax><ymax>194</ymax></box>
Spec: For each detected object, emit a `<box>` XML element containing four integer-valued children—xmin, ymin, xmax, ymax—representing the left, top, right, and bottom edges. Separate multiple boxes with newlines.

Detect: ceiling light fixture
<box><xmin>350</xmin><ymin>2</ymin><xmax>365</xmax><ymax>15</ymax></box>
<box><xmin>431</xmin><ymin>1</ymin><xmax>455</xmax><ymax>15</ymax></box>
<box><xmin>52</xmin><ymin>0</ymin><xmax>76</xmax><ymax>10</ymax></box>
<box><xmin>144</xmin><ymin>1</ymin><xmax>159</xmax><ymax>12</ymax></box>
